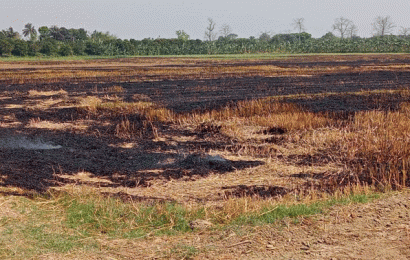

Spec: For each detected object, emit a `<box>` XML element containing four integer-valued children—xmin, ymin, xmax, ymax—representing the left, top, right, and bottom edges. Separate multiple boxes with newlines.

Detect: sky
<box><xmin>1</xmin><ymin>0</ymin><xmax>410</xmax><ymax>40</ymax></box>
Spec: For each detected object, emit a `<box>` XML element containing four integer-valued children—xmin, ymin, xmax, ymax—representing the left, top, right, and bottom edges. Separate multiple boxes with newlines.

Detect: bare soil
<box><xmin>98</xmin><ymin>191</ymin><xmax>410</xmax><ymax>259</ymax></box>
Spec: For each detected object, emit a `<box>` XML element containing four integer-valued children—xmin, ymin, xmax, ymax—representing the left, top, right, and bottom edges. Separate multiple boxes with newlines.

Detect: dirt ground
<box><xmin>1</xmin><ymin>54</ymin><xmax>410</xmax><ymax>259</ymax></box>
<box><xmin>97</xmin><ymin>191</ymin><xmax>410</xmax><ymax>259</ymax></box>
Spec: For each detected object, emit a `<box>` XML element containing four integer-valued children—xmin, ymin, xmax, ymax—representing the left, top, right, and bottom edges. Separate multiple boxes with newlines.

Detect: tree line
<box><xmin>1</xmin><ymin>16</ymin><xmax>410</xmax><ymax>57</ymax></box>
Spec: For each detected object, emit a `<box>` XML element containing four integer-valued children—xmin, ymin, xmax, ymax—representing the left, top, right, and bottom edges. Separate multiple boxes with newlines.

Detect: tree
<box><xmin>332</xmin><ymin>17</ymin><xmax>355</xmax><ymax>39</ymax></box>
<box><xmin>292</xmin><ymin>18</ymin><xmax>307</xmax><ymax>42</ymax></box>
<box><xmin>22</xmin><ymin>23</ymin><xmax>37</xmax><ymax>41</ymax></box>
<box><xmin>176</xmin><ymin>30</ymin><xmax>190</xmax><ymax>41</ymax></box>
<box><xmin>258</xmin><ymin>31</ymin><xmax>271</xmax><ymax>41</ymax></box>
<box><xmin>226</xmin><ymin>33</ymin><xmax>238</xmax><ymax>40</ymax></box>
<box><xmin>90</xmin><ymin>30</ymin><xmax>117</xmax><ymax>41</ymax></box>
<box><xmin>59</xmin><ymin>27</ymin><xmax>70</xmax><ymax>41</ymax></box>
<box><xmin>204</xmin><ymin>18</ymin><xmax>217</xmax><ymax>41</ymax></box>
<box><xmin>27</xmin><ymin>41</ymin><xmax>40</xmax><ymax>56</ymax></box>
<box><xmin>0</xmin><ymin>39</ymin><xmax>13</xmax><ymax>56</ymax></box>
<box><xmin>11</xmin><ymin>39</ymin><xmax>28</xmax><ymax>56</ymax></box>
<box><xmin>399</xmin><ymin>27</ymin><xmax>410</xmax><ymax>37</ymax></box>
<box><xmin>2</xmin><ymin>27</ymin><xmax>20</xmax><ymax>39</ymax></box>
<box><xmin>72</xmin><ymin>41</ymin><xmax>86</xmax><ymax>55</ymax></box>
<box><xmin>321</xmin><ymin>32</ymin><xmax>337</xmax><ymax>40</ymax></box>
<box><xmin>292</xmin><ymin>18</ymin><xmax>306</xmax><ymax>33</ymax></box>
<box><xmin>84</xmin><ymin>40</ymin><xmax>104</xmax><ymax>55</ymax></box>
<box><xmin>72</xmin><ymin>28</ymin><xmax>88</xmax><ymax>41</ymax></box>
<box><xmin>49</xmin><ymin>26</ymin><xmax>64</xmax><ymax>41</ymax></box>
<box><xmin>58</xmin><ymin>43</ymin><xmax>73</xmax><ymax>56</ymax></box>
<box><xmin>39</xmin><ymin>40</ymin><xmax>57</xmax><ymax>55</ymax></box>
<box><xmin>38</xmin><ymin>26</ymin><xmax>50</xmax><ymax>41</ymax></box>
<box><xmin>372</xmin><ymin>16</ymin><xmax>395</xmax><ymax>36</ymax></box>
<box><xmin>346</xmin><ymin>24</ymin><xmax>358</xmax><ymax>38</ymax></box>
<box><xmin>219</xmin><ymin>24</ymin><xmax>232</xmax><ymax>38</ymax></box>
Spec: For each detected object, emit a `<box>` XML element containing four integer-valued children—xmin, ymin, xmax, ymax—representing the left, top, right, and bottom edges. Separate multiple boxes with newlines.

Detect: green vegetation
<box><xmin>0</xmin><ymin>189</ymin><xmax>380</xmax><ymax>255</ymax></box>
<box><xmin>55</xmin><ymin>192</ymin><xmax>199</xmax><ymax>238</ymax></box>
<box><xmin>1</xmin><ymin>24</ymin><xmax>410</xmax><ymax>58</ymax></box>
<box><xmin>232</xmin><ymin>193</ymin><xmax>380</xmax><ymax>226</ymax></box>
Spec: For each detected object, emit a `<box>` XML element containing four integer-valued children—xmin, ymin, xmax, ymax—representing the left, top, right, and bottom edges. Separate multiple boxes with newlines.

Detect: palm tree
<box><xmin>3</xmin><ymin>27</ymin><xmax>20</xmax><ymax>39</ymax></box>
<box><xmin>50</xmin><ymin>25</ymin><xmax>64</xmax><ymax>41</ymax></box>
<box><xmin>23</xmin><ymin>23</ymin><xmax>37</xmax><ymax>41</ymax></box>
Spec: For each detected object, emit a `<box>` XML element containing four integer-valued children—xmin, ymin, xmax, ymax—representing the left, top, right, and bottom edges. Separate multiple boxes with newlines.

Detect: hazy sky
<box><xmin>2</xmin><ymin>0</ymin><xmax>410</xmax><ymax>40</ymax></box>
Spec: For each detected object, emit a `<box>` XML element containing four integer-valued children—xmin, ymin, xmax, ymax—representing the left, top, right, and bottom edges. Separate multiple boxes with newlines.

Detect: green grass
<box><xmin>58</xmin><ymin>192</ymin><xmax>201</xmax><ymax>238</ymax></box>
<box><xmin>0</xmin><ymin>54</ymin><xmax>137</xmax><ymax>62</ymax></box>
<box><xmin>0</xmin><ymin>53</ymin><xmax>290</xmax><ymax>62</ymax></box>
<box><xmin>178</xmin><ymin>52</ymin><xmax>410</xmax><ymax>60</ymax></box>
<box><xmin>0</xmin><ymin>190</ymin><xmax>382</xmax><ymax>259</ymax></box>
<box><xmin>25</xmin><ymin>225</ymin><xmax>87</xmax><ymax>253</ymax></box>
<box><xmin>1</xmin><ymin>52</ymin><xmax>406</xmax><ymax>62</ymax></box>
<box><xmin>232</xmin><ymin>193</ymin><xmax>380</xmax><ymax>226</ymax></box>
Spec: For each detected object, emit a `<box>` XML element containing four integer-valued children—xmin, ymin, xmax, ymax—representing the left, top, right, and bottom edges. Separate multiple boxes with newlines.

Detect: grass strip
<box><xmin>0</xmin><ymin>190</ymin><xmax>383</xmax><ymax>259</ymax></box>
<box><xmin>54</xmin><ymin>191</ymin><xmax>382</xmax><ymax>237</ymax></box>
<box><xmin>0</xmin><ymin>52</ymin><xmax>403</xmax><ymax>62</ymax></box>
<box><xmin>231</xmin><ymin>193</ymin><xmax>380</xmax><ymax>226</ymax></box>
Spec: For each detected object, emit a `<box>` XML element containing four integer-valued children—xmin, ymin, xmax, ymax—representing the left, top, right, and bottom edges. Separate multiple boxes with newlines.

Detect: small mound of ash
<box><xmin>178</xmin><ymin>154</ymin><xmax>233</xmax><ymax>171</ymax></box>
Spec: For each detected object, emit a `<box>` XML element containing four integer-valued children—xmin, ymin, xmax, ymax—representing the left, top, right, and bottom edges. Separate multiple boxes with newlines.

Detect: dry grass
<box><xmin>172</xmin><ymin>90</ymin><xmax>410</xmax><ymax>192</ymax></box>
<box><xmin>77</xmin><ymin>97</ymin><xmax>173</xmax><ymax>122</ymax></box>
<box><xmin>106</xmin><ymin>85</ymin><xmax>125</xmax><ymax>93</ymax></box>
<box><xmin>176</xmin><ymin>99</ymin><xmax>335</xmax><ymax>143</ymax></box>
<box><xmin>75</xmin><ymin>97</ymin><xmax>174</xmax><ymax>138</ymax></box>
<box><xmin>76</xmin><ymin>88</ymin><xmax>410</xmax><ymax>192</ymax></box>
<box><xmin>337</xmin><ymin>107</ymin><xmax>410</xmax><ymax>189</ymax></box>
<box><xmin>28</xmin><ymin>89</ymin><xmax>68</xmax><ymax>97</ymax></box>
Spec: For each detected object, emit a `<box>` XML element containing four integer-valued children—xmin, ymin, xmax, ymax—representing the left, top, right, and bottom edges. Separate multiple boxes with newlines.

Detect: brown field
<box><xmin>1</xmin><ymin>54</ymin><xmax>410</xmax><ymax>259</ymax></box>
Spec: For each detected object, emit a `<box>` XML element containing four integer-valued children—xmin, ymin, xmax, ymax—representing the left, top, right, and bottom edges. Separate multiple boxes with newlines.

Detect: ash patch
<box><xmin>178</xmin><ymin>154</ymin><xmax>233</xmax><ymax>171</ymax></box>
<box><xmin>0</xmin><ymin>136</ymin><xmax>62</xmax><ymax>150</ymax></box>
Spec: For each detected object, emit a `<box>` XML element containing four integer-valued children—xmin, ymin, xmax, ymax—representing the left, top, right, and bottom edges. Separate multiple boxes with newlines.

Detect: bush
<box><xmin>0</xmin><ymin>39</ymin><xmax>13</xmax><ymax>56</ymax></box>
<box><xmin>11</xmin><ymin>39</ymin><xmax>28</xmax><ymax>56</ymax></box>
<box><xmin>58</xmin><ymin>44</ymin><xmax>73</xmax><ymax>56</ymax></box>
<box><xmin>27</xmin><ymin>41</ymin><xmax>41</xmax><ymax>56</ymax></box>
<box><xmin>84</xmin><ymin>41</ymin><xmax>104</xmax><ymax>55</ymax></box>
<box><xmin>72</xmin><ymin>41</ymin><xmax>86</xmax><ymax>55</ymax></box>
<box><xmin>40</xmin><ymin>41</ymin><xmax>57</xmax><ymax>56</ymax></box>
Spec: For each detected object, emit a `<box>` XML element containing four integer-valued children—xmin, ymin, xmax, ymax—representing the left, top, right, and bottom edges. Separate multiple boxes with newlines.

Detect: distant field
<box><xmin>1</xmin><ymin>52</ymin><xmax>409</xmax><ymax>61</ymax></box>
<box><xmin>1</xmin><ymin>54</ymin><xmax>410</xmax><ymax>259</ymax></box>
<box><xmin>1</xmin><ymin>53</ymin><xmax>410</xmax><ymax>112</ymax></box>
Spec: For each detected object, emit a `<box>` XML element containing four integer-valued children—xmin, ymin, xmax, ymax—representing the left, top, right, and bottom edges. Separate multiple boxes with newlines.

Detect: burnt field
<box><xmin>1</xmin><ymin>54</ymin><xmax>410</xmax><ymax>259</ymax></box>
<box><xmin>1</xmin><ymin>54</ymin><xmax>410</xmax><ymax>197</ymax></box>
<box><xmin>2</xmin><ymin>54</ymin><xmax>410</xmax><ymax>112</ymax></box>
